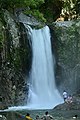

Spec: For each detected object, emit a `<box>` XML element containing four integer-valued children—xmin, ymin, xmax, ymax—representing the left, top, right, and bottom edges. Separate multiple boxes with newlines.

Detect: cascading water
<box><xmin>2</xmin><ymin>25</ymin><xmax>63</xmax><ymax>111</ymax></box>
<box><xmin>25</xmin><ymin>25</ymin><xmax>63</xmax><ymax>109</ymax></box>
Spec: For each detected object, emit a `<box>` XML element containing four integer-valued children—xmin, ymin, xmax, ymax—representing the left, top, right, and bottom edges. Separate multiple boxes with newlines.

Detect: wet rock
<box><xmin>0</xmin><ymin>115</ymin><xmax>7</xmax><ymax>120</ymax></box>
<box><xmin>0</xmin><ymin>102</ymin><xmax>8</xmax><ymax>110</ymax></box>
<box><xmin>53</xmin><ymin>94</ymin><xmax>80</xmax><ymax>110</ymax></box>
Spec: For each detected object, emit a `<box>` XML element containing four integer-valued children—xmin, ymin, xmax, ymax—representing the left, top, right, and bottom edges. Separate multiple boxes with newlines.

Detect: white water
<box><xmin>0</xmin><ymin>26</ymin><xmax>63</xmax><ymax>112</ymax></box>
<box><xmin>25</xmin><ymin>25</ymin><xmax>63</xmax><ymax>109</ymax></box>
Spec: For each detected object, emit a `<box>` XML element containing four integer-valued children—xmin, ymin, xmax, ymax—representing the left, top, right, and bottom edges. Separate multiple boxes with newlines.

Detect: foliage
<box><xmin>61</xmin><ymin>0</ymin><xmax>80</xmax><ymax>20</ymax></box>
<box><xmin>39</xmin><ymin>0</ymin><xmax>64</xmax><ymax>22</ymax></box>
<box><xmin>0</xmin><ymin>0</ymin><xmax>80</xmax><ymax>24</ymax></box>
<box><xmin>0</xmin><ymin>0</ymin><xmax>45</xmax><ymax>23</ymax></box>
<box><xmin>0</xmin><ymin>0</ymin><xmax>44</xmax><ymax>12</ymax></box>
<box><xmin>74</xmin><ymin>0</ymin><xmax>80</xmax><ymax>16</ymax></box>
<box><xmin>24</xmin><ymin>9</ymin><xmax>46</xmax><ymax>22</ymax></box>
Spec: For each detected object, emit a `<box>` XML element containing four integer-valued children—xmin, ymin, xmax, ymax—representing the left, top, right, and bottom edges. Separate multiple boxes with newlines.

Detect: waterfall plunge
<box><xmin>26</xmin><ymin>25</ymin><xmax>63</xmax><ymax>109</ymax></box>
<box><xmin>4</xmin><ymin>25</ymin><xmax>63</xmax><ymax>111</ymax></box>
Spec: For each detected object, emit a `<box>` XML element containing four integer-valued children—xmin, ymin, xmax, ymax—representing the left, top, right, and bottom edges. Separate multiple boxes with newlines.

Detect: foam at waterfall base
<box><xmin>0</xmin><ymin>100</ymin><xmax>64</xmax><ymax>112</ymax></box>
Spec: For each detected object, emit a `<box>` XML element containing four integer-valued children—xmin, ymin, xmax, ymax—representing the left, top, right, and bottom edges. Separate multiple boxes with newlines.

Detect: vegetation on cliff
<box><xmin>0</xmin><ymin>0</ymin><xmax>80</xmax><ymax>23</ymax></box>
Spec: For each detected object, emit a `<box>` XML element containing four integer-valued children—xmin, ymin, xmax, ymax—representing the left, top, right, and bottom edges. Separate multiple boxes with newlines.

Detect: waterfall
<box><xmin>2</xmin><ymin>25</ymin><xmax>63</xmax><ymax>111</ymax></box>
<box><xmin>25</xmin><ymin>25</ymin><xmax>63</xmax><ymax>109</ymax></box>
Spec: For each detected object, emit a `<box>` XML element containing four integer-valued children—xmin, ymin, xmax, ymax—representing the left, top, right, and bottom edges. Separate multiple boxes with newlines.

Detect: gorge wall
<box><xmin>51</xmin><ymin>20</ymin><xmax>80</xmax><ymax>95</ymax></box>
<box><xmin>0</xmin><ymin>11</ymin><xmax>80</xmax><ymax>108</ymax></box>
<box><xmin>0</xmin><ymin>11</ymin><xmax>32</xmax><ymax>108</ymax></box>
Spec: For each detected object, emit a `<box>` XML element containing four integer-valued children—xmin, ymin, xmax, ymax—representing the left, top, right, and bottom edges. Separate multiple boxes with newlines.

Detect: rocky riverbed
<box><xmin>0</xmin><ymin>109</ymin><xmax>80</xmax><ymax>120</ymax></box>
<box><xmin>0</xmin><ymin>91</ymin><xmax>80</xmax><ymax>120</ymax></box>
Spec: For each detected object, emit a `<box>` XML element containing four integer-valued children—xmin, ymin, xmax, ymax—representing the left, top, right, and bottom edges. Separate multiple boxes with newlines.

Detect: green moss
<box><xmin>24</xmin><ymin>9</ymin><xmax>46</xmax><ymax>23</ymax></box>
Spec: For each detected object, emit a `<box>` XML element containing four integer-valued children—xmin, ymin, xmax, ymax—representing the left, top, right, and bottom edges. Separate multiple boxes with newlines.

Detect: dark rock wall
<box><xmin>51</xmin><ymin>20</ymin><xmax>80</xmax><ymax>95</ymax></box>
<box><xmin>0</xmin><ymin>11</ymin><xmax>32</xmax><ymax>108</ymax></box>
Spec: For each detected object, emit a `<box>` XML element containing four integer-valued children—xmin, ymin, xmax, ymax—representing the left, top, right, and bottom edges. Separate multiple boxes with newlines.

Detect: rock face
<box><xmin>0</xmin><ymin>115</ymin><xmax>7</xmax><ymax>120</ymax></box>
<box><xmin>0</xmin><ymin>10</ymin><xmax>80</xmax><ymax>109</ymax></box>
<box><xmin>18</xmin><ymin>12</ymin><xmax>42</xmax><ymax>26</ymax></box>
<box><xmin>0</xmin><ymin>11</ymin><xmax>32</xmax><ymax>108</ymax></box>
<box><xmin>51</xmin><ymin>20</ymin><xmax>80</xmax><ymax>95</ymax></box>
<box><xmin>53</xmin><ymin>91</ymin><xmax>80</xmax><ymax>110</ymax></box>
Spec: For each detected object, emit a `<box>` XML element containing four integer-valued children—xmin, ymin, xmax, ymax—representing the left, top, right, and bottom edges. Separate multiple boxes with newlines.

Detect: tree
<box><xmin>0</xmin><ymin>0</ymin><xmax>45</xmax><ymax>22</ymax></box>
<box><xmin>0</xmin><ymin>0</ymin><xmax>44</xmax><ymax>14</ymax></box>
<box><xmin>61</xmin><ymin>0</ymin><xmax>80</xmax><ymax>20</ymax></box>
<box><xmin>39</xmin><ymin>0</ymin><xmax>64</xmax><ymax>22</ymax></box>
<box><xmin>74</xmin><ymin>0</ymin><xmax>80</xmax><ymax>16</ymax></box>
